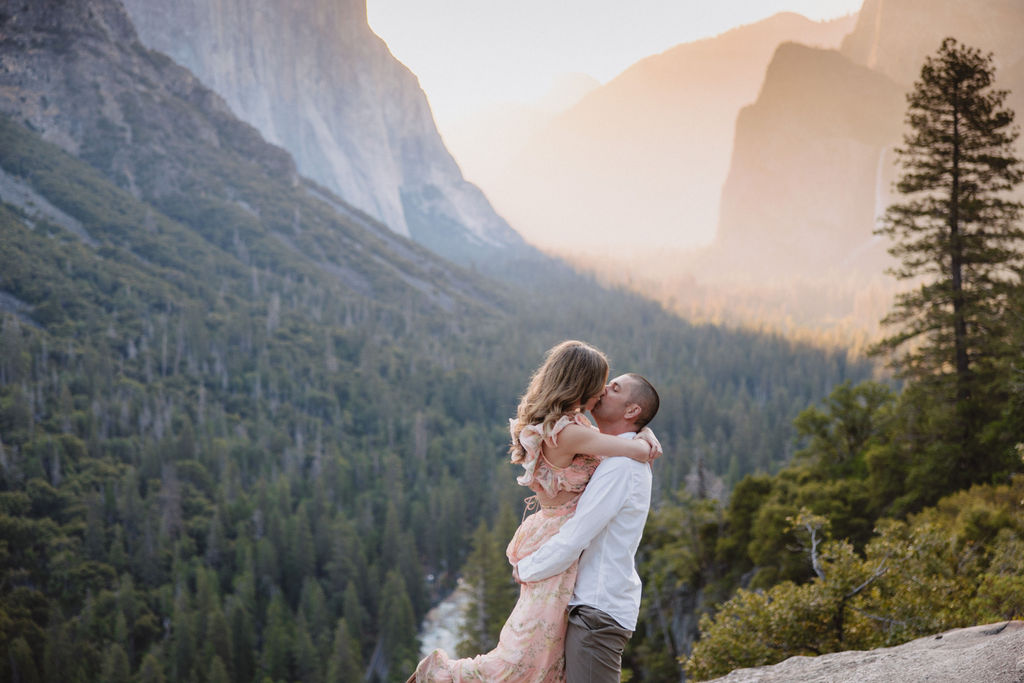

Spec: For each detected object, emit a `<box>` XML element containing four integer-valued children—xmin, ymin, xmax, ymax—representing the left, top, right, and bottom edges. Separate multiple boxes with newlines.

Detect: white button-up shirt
<box><xmin>515</xmin><ymin>433</ymin><xmax>652</xmax><ymax>631</ymax></box>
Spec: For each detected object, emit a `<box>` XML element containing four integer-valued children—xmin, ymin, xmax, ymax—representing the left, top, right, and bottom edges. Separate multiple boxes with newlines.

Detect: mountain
<box><xmin>713</xmin><ymin>43</ymin><xmax>905</xmax><ymax>275</ymax></box>
<box><xmin>474</xmin><ymin>12</ymin><xmax>856</xmax><ymax>256</ymax></box>
<box><xmin>0</xmin><ymin>0</ymin><xmax>497</xmax><ymax>311</ymax></box>
<box><xmin>712</xmin><ymin>0</ymin><xmax>1024</xmax><ymax>276</ymax></box>
<box><xmin>118</xmin><ymin>0</ymin><xmax>528</xmax><ymax>264</ymax></box>
<box><xmin>840</xmin><ymin>0</ymin><xmax>1024</xmax><ymax>86</ymax></box>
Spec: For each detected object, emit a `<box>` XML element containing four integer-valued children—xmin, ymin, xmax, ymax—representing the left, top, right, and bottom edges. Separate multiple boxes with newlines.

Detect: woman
<box><xmin>411</xmin><ymin>340</ymin><xmax>659</xmax><ymax>682</ymax></box>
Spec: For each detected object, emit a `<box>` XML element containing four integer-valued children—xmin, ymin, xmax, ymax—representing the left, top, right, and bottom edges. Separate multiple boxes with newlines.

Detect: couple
<box><xmin>411</xmin><ymin>340</ymin><xmax>662</xmax><ymax>682</ymax></box>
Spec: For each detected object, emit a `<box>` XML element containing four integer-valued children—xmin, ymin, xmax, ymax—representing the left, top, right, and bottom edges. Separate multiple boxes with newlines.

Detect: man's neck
<box><xmin>596</xmin><ymin>420</ymin><xmax>635</xmax><ymax>436</ymax></box>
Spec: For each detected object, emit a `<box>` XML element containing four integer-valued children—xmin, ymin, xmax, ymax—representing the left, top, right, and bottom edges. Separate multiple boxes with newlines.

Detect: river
<box><xmin>417</xmin><ymin>578</ymin><xmax>471</xmax><ymax>658</ymax></box>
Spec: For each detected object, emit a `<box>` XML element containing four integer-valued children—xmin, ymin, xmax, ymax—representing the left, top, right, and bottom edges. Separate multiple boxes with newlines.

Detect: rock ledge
<box><xmin>707</xmin><ymin>621</ymin><xmax>1024</xmax><ymax>682</ymax></box>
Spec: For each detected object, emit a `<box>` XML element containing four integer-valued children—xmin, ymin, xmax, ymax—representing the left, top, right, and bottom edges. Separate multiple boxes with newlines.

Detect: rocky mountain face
<box><xmin>713</xmin><ymin>0</ymin><xmax>1024</xmax><ymax>276</ymax></box>
<box><xmin>118</xmin><ymin>0</ymin><xmax>527</xmax><ymax>264</ymax></box>
<box><xmin>714</xmin><ymin>43</ymin><xmax>905</xmax><ymax>275</ymax></box>
<box><xmin>840</xmin><ymin>0</ymin><xmax>1024</xmax><ymax>86</ymax></box>
<box><xmin>477</xmin><ymin>12</ymin><xmax>856</xmax><ymax>255</ymax></box>
<box><xmin>0</xmin><ymin>0</ymin><xmax>503</xmax><ymax>310</ymax></box>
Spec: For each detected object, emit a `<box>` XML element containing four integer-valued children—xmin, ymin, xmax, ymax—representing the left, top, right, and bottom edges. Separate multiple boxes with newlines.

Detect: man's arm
<box><xmin>515</xmin><ymin>459</ymin><xmax>635</xmax><ymax>583</ymax></box>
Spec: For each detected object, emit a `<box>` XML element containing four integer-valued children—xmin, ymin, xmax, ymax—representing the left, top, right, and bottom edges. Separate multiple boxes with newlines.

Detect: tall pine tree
<box><xmin>875</xmin><ymin>37</ymin><xmax>1024</xmax><ymax>485</ymax></box>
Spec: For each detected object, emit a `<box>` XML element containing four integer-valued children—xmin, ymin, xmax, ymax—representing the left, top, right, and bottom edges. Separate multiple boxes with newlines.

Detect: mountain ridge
<box><xmin>713</xmin><ymin>41</ymin><xmax>905</xmax><ymax>273</ymax></box>
<box><xmin>472</xmin><ymin>11</ymin><xmax>857</xmax><ymax>255</ymax></box>
<box><xmin>713</xmin><ymin>0</ymin><xmax>1024</xmax><ymax>277</ymax></box>
<box><xmin>119</xmin><ymin>0</ymin><xmax>529</xmax><ymax>264</ymax></box>
<box><xmin>0</xmin><ymin>0</ymin><xmax>504</xmax><ymax>315</ymax></box>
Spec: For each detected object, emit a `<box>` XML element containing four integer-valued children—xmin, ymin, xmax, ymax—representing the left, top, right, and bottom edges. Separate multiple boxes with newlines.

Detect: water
<box><xmin>418</xmin><ymin>579</ymin><xmax>471</xmax><ymax>658</ymax></box>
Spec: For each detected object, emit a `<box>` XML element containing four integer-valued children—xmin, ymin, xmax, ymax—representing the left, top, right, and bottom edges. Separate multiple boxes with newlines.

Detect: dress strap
<box><xmin>521</xmin><ymin>494</ymin><xmax>539</xmax><ymax>522</ymax></box>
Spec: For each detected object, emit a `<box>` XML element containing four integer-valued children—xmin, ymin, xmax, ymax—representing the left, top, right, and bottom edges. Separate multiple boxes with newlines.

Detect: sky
<box><xmin>367</xmin><ymin>0</ymin><xmax>865</xmax><ymax>132</ymax></box>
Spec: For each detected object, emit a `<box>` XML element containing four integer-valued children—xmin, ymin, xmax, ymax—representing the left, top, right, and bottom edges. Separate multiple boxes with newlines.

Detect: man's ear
<box><xmin>624</xmin><ymin>403</ymin><xmax>641</xmax><ymax>421</ymax></box>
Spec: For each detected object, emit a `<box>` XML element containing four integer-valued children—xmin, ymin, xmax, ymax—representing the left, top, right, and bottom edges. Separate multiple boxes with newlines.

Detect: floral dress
<box><xmin>412</xmin><ymin>413</ymin><xmax>601</xmax><ymax>682</ymax></box>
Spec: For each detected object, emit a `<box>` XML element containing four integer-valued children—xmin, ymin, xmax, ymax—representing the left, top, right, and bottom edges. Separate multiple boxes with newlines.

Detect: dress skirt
<box><xmin>413</xmin><ymin>498</ymin><xmax>580</xmax><ymax>682</ymax></box>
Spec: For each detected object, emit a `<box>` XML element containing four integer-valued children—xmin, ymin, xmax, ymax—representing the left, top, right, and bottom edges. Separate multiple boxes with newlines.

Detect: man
<box><xmin>514</xmin><ymin>373</ymin><xmax>660</xmax><ymax>682</ymax></box>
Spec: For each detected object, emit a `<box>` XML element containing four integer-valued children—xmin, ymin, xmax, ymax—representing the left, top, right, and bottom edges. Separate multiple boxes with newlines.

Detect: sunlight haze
<box><xmin>367</xmin><ymin>0</ymin><xmax>864</xmax><ymax>132</ymax></box>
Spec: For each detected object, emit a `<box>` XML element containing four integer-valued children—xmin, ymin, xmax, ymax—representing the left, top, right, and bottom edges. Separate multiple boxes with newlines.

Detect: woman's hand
<box><xmin>635</xmin><ymin>427</ymin><xmax>663</xmax><ymax>463</ymax></box>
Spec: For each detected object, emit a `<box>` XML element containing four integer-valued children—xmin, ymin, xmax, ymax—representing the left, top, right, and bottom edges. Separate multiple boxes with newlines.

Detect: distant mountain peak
<box><xmin>841</xmin><ymin>0</ymin><xmax>1024</xmax><ymax>85</ymax></box>
<box><xmin>465</xmin><ymin>10</ymin><xmax>857</xmax><ymax>254</ymax></box>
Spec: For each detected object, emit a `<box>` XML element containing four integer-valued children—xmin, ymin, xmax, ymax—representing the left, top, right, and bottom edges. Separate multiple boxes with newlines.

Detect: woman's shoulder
<box><xmin>511</xmin><ymin>413</ymin><xmax>579</xmax><ymax>495</ymax></box>
<box><xmin>516</xmin><ymin>413</ymin><xmax>579</xmax><ymax>445</ymax></box>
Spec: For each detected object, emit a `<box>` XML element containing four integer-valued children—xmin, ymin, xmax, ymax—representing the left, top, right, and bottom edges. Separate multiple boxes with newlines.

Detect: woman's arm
<box><xmin>543</xmin><ymin>423</ymin><xmax>651</xmax><ymax>468</ymax></box>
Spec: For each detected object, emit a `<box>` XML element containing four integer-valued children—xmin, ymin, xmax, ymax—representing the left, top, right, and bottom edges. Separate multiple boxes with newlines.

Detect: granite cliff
<box><xmin>714</xmin><ymin>43</ymin><xmax>905</xmax><ymax>275</ymax></box>
<box><xmin>0</xmin><ymin>0</ymin><xmax>502</xmax><ymax>310</ymax></box>
<box><xmin>706</xmin><ymin>621</ymin><xmax>1024</xmax><ymax>683</ymax></box>
<box><xmin>840</xmin><ymin>0</ymin><xmax>1024</xmax><ymax>86</ymax></box>
<box><xmin>119</xmin><ymin>0</ymin><xmax>527</xmax><ymax>263</ymax></box>
<box><xmin>713</xmin><ymin>0</ymin><xmax>1024</xmax><ymax>276</ymax></box>
<box><xmin>479</xmin><ymin>12</ymin><xmax>856</xmax><ymax>255</ymax></box>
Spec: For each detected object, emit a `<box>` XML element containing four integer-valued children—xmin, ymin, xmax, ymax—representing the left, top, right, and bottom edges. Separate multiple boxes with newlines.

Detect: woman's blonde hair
<box><xmin>509</xmin><ymin>340</ymin><xmax>609</xmax><ymax>462</ymax></box>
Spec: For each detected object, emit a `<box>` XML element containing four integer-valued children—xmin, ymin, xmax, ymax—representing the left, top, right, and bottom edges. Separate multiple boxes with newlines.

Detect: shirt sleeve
<box><xmin>516</xmin><ymin>459</ymin><xmax>635</xmax><ymax>583</ymax></box>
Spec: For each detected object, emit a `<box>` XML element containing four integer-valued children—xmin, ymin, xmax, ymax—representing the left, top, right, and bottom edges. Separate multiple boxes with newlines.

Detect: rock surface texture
<box><xmin>714</xmin><ymin>43</ymin><xmax>905</xmax><ymax>275</ymax></box>
<box><xmin>119</xmin><ymin>0</ymin><xmax>525</xmax><ymax>261</ymax></box>
<box><xmin>706</xmin><ymin>622</ymin><xmax>1024</xmax><ymax>683</ymax></box>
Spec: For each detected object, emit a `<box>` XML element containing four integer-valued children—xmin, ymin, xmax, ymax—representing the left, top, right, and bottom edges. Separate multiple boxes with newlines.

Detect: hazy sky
<box><xmin>367</xmin><ymin>0</ymin><xmax>864</xmax><ymax>130</ymax></box>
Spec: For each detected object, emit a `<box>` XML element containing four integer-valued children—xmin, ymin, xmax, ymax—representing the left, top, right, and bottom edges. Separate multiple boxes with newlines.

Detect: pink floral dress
<box><xmin>413</xmin><ymin>413</ymin><xmax>601</xmax><ymax>682</ymax></box>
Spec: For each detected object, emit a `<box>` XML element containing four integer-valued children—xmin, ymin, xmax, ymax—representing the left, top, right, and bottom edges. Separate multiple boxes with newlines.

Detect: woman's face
<box><xmin>581</xmin><ymin>376</ymin><xmax>608</xmax><ymax>413</ymax></box>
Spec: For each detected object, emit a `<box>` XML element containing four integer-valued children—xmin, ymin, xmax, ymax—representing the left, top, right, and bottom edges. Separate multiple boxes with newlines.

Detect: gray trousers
<box><xmin>564</xmin><ymin>604</ymin><xmax>633</xmax><ymax>683</ymax></box>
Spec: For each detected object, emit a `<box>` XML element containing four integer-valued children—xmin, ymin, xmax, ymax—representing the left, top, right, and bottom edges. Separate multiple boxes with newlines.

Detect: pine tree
<box><xmin>227</xmin><ymin>599</ymin><xmax>257</xmax><ymax>683</ymax></box>
<box><xmin>457</xmin><ymin>520</ymin><xmax>495</xmax><ymax>657</ymax></box>
<box><xmin>205</xmin><ymin>604</ymin><xmax>233</xmax><ymax>680</ymax></box>
<box><xmin>326</xmin><ymin>618</ymin><xmax>363</xmax><ymax>683</ymax></box>
<box><xmin>137</xmin><ymin>651</ymin><xmax>167</xmax><ymax>683</ymax></box>
<box><xmin>377</xmin><ymin>570</ymin><xmax>419</xmax><ymax>681</ymax></box>
<box><xmin>262</xmin><ymin>592</ymin><xmax>295</xmax><ymax>682</ymax></box>
<box><xmin>208</xmin><ymin>657</ymin><xmax>230</xmax><ymax>683</ymax></box>
<box><xmin>456</xmin><ymin>511</ymin><xmax>518</xmax><ymax>657</ymax></box>
<box><xmin>99</xmin><ymin>642</ymin><xmax>131</xmax><ymax>683</ymax></box>
<box><xmin>875</xmin><ymin>37</ymin><xmax>1024</xmax><ymax>483</ymax></box>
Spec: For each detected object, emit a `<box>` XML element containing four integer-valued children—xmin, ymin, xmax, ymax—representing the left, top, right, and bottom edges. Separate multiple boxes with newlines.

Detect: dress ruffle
<box><xmin>509</xmin><ymin>415</ymin><xmax>577</xmax><ymax>497</ymax></box>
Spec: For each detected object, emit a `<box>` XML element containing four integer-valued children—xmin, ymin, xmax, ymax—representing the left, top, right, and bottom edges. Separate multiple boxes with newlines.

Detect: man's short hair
<box><xmin>626</xmin><ymin>373</ymin><xmax>659</xmax><ymax>429</ymax></box>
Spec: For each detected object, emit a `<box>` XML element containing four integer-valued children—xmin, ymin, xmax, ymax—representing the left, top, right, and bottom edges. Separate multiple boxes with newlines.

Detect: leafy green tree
<box><xmin>874</xmin><ymin>37</ymin><xmax>1024</xmax><ymax>485</ymax></box>
<box><xmin>631</xmin><ymin>492</ymin><xmax>725</xmax><ymax>681</ymax></box>
<box><xmin>793</xmin><ymin>381</ymin><xmax>895</xmax><ymax>479</ymax></box>
<box><xmin>686</xmin><ymin>516</ymin><xmax>887</xmax><ymax>680</ymax></box>
<box><xmin>684</xmin><ymin>476</ymin><xmax>1024</xmax><ymax>680</ymax></box>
